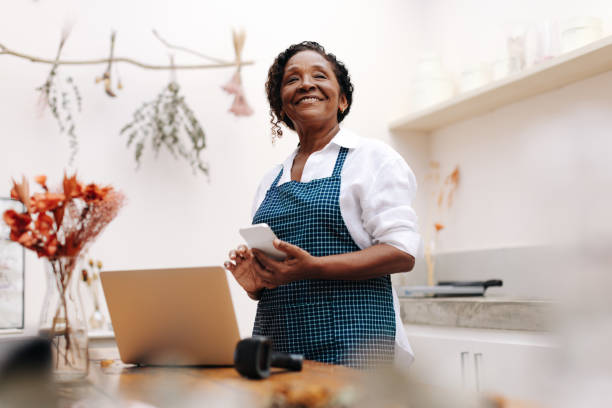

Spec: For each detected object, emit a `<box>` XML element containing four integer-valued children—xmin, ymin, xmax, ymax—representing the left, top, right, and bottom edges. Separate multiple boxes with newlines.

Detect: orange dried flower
<box><xmin>34</xmin><ymin>213</ymin><xmax>54</xmax><ymax>237</ymax></box>
<box><xmin>434</xmin><ymin>223</ymin><xmax>445</xmax><ymax>232</ymax></box>
<box><xmin>31</xmin><ymin>192</ymin><xmax>65</xmax><ymax>213</ymax></box>
<box><xmin>63</xmin><ymin>173</ymin><xmax>83</xmax><ymax>199</ymax></box>
<box><xmin>83</xmin><ymin>183</ymin><xmax>111</xmax><ymax>202</ymax></box>
<box><xmin>3</xmin><ymin>210</ymin><xmax>31</xmax><ymax>230</ymax></box>
<box><xmin>3</xmin><ymin>173</ymin><xmax>124</xmax><ymax>262</ymax></box>
<box><xmin>53</xmin><ymin>205</ymin><xmax>65</xmax><ymax>228</ymax></box>
<box><xmin>16</xmin><ymin>230</ymin><xmax>37</xmax><ymax>248</ymax></box>
<box><xmin>11</xmin><ymin>177</ymin><xmax>31</xmax><ymax>212</ymax></box>
<box><xmin>10</xmin><ymin>185</ymin><xmax>19</xmax><ymax>200</ymax></box>
<box><xmin>41</xmin><ymin>234</ymin><xmax>59</xmax><ymax>258</ymax></box>
<box><xmin>34</xmin><ymin>175</ymin><xmax>47</xmax><ymax>188</ymax></box>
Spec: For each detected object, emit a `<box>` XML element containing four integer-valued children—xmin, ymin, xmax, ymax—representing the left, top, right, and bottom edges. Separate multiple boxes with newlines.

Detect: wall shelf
<box><xmin>389</xmin><ymin>35</ymin><xmax>612</xmax><ymax>133</ymax></box>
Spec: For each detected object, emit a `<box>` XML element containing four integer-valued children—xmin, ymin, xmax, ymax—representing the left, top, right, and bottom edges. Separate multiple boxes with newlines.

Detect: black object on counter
<box><xmin>0</xmin><ymin>337</ymin><xmax>56</xmax><ymax>407</ymax></box>
<box><xmin>234</xmin><ymin>336</ymin><xmax>303</xmax><ymax>379</ymax></box>
<box><xmin>398</xmin><ymin>279</ymin><xmax>504</xmax><ymax>298</ymax></box>
<box><xmin>434</xmin><ymin>279</ymin><xmax>503</xmax><ymax>297</ymax></box>
<box><xmin>0</xmin><ymin>336</ymin><xmax>52</xmax><ymax>380</ymax></box>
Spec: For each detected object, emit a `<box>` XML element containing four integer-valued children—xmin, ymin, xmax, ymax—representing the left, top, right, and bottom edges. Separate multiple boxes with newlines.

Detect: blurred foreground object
<box><xmin>234</xmin><ymin>336</ymin><xmax>303</xmax><ymax>379</ymax></box>
<box><xmin>0</xmin><ymin>337</ymin><xmax>57</xmax><ymax>407</ymax></box>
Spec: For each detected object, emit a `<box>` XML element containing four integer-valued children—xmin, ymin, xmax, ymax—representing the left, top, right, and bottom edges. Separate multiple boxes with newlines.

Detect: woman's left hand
<box><xmin>251</xmin><ymin>239</ymin><xmax>321</xmax><ymax>286</ymax></box>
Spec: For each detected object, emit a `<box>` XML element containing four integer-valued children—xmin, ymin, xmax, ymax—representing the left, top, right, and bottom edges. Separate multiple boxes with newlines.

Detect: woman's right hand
<box><xmin>224</xmin><ymin>245</ymin><xmax>273</xmax><ymax>299</ymax></box>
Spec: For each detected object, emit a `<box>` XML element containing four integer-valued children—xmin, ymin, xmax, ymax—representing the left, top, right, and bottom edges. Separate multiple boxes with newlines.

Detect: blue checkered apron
<box><xmin>252</xmin><ymin>147</ymin><xmax>396</xmax><ymax>368</ymax></box>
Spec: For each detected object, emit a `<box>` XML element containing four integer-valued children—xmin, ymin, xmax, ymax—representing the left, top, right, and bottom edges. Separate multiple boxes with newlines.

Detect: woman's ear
<box><xmin>338</xmin><ymin>94</ymin><xmax>348</xmax><ymax>113</ymax></box>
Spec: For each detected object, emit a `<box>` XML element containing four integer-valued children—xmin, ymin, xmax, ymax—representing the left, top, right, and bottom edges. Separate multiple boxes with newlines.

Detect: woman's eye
<box><xmin>315</xmin><ymin>74</ymin><xmax>326</xmax><ymax>79</ymax></box>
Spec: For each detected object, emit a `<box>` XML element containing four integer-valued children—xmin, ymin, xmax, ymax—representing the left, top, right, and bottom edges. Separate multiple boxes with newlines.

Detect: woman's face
<box><xmin>280</xmin><ymin>50</ymin><xmax>348</xmax><ymax>132</ymax></box>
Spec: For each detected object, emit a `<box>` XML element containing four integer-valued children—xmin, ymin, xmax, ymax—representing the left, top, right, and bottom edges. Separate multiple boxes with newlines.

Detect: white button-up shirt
<box><xmin>251</xmin><ymin>127</ymin><xmax>418</xmax><ymax>367</ymax></box>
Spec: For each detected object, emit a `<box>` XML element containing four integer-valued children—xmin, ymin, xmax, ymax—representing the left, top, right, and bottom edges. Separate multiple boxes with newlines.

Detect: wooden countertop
<box><xmin>57</xmin><ymin>347</ymin><xmax>360</xmax><ymax>407</ymax></box>
<box><xmin>7</xmin><ymin>347</ymin><xmax>540</xmax><ymax>408</ymax></box>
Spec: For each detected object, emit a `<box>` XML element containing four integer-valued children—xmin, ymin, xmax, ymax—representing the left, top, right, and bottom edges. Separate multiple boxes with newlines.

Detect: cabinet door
<box><xmin>405</xmin><ymin>324</ymin><xmax>557</xmax><ymax>401</ymax></box>
<box><xmin>473</xmin><ymin>338</ymin><xmax>558</xmax><ymax>401</ymax></box>
<box><xmin>406</xmin><ymin>327</ymin><xmax>476</xmax><ymax>390</ymax></box>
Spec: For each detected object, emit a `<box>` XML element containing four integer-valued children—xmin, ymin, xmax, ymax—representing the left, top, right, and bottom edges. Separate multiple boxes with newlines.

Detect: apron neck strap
<box><xmin>331</xmin><ymin>147</ymin><xmax>349</xmax><ymax>177</ymax></box>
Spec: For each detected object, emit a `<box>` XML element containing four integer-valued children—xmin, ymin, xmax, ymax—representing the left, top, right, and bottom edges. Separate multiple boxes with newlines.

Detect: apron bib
<box><xmin>252</xmin><ymin>147</ymin><xmax>395</xmax><ymax>368</ymax></box>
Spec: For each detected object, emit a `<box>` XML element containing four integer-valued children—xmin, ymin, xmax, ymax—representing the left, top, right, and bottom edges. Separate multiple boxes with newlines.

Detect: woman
<box><xmin>225</xmin><ymin>41</ymin><xmax>419</xmax><ymax>369</ymax></box>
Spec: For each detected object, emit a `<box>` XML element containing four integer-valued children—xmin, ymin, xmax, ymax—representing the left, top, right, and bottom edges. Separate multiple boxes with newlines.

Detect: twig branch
<box><xmin>105</xmin><ymin>31</ymin><xmax>116</xmax><ymax>73</ymax></box>
<box><xmin>152</xmin><ymin>29</ymin><xmax>230</xmax><ymax>65</ymax></box>
<box><xmin>1</xmin><ymin>44</ymin><xmax>253</xmax><ymax>70</ymax></box>
<box><xmin>97</xmin><ymin>31</ymin><xmax>118</xmax><ymax>97</ymax></box>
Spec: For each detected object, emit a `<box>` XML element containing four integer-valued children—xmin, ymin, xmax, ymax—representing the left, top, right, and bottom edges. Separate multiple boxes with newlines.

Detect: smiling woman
<box><xmin>224</xmin><ymin>41</ymin><xmax>420</xmax><ymax>369</ymax></box>
<box><xmin>265</xmin><ymin>42</ymin><xmax>353</xmax><ymax>141</ymax></box>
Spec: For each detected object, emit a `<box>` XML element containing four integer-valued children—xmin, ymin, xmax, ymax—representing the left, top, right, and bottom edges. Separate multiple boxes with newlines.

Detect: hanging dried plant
<box><xmin>36</xmin><ymin>26</ymin><xmax>81</xmax><ymax>164</ymax></box>
<box><xmin>120</xmin><ymin>81</ymin><xmax>208</xmax><ymax>175</ymax></box>
<box><xmin>221</xmin><ymin>29</ymin><xmax>254</xmax><ymax>117</ymax></box>
<box><xmin>2</xmin><ymin>27</ymin><xmax>252</xmax><ymax>171</ymax></box>
<box><xmin>94</xmin><ymin>31</ymin><xmax>120</xmax><ymax>98</ymax></box>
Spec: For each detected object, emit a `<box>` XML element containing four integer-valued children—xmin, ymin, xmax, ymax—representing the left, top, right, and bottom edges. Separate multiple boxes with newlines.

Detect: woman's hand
<box><xmin>224</xmin><ymin>245</ymin><xmax>275</xmax><ymax>299</ymax></box>
<box><xmin>251</xmin><ymin>239</ymin><xmax>321</xmax><ymax>286</ymax></box>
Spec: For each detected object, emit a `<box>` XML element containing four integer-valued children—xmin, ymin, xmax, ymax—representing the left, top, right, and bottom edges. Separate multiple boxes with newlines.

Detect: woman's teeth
<box><xmin>298</xmin><ymin>97</ymin><xmax>320</xmax><ymax>104</ymax></box>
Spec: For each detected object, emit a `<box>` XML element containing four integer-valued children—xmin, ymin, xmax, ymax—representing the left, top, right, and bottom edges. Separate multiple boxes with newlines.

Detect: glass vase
<box><xmin>39</xmin><ymin>257</ymin><xmax>89</xmax><ymax>382</ymax></box>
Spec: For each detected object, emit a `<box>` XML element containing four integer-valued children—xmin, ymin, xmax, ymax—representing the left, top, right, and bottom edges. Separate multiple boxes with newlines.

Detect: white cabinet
<box><xmin>405</xmin><ymin>324</ymin><xmax>558</xmax><ymax>402</ymax></box>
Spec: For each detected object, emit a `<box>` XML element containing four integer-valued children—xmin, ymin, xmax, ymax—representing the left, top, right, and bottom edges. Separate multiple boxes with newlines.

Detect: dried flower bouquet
<box><xmin>3</xmin><ymin>173</ymin><xmax>124</xmax><ymax>375</ymax></box>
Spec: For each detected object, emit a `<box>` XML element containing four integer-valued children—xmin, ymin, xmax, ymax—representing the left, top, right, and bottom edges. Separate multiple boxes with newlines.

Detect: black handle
<box><xmin>234</xmin><ymin>336</ymin><xmax>272</xmax><ymax>379</ymax></box>
<box><xmin>438</xmin><ymin>279</ymin><xmax>503</xmax><ymax>289</ymax></box>
<box><xmin>234</xmin><ymin>336</ymin><xmax>304</xmax><ymax>380</ymax></box>
<box><xmin>271</xmin><ymin>352</ymin><xmax>303</xmax><ymax>372</ymax></box>
<box><xmin>483</xmin><ymin>279</ymin><xmax>503</xmax><ymax>289</ymax></box>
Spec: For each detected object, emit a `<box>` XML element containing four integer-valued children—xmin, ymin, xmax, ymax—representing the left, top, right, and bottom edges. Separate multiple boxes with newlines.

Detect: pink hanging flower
<box><xmin>230</xmin><ymin>93</ymin><xmax>254</xmax><ymax>116</ymax></box>
<box><xmin>222</xmin><ymin>71</ymin><xmax>242</xmax><ymax>95</ymax></box>
<box><xmin>222</xmin><ymin>70</ymin><xmax>254</xmax><ymax>117</ymax></box>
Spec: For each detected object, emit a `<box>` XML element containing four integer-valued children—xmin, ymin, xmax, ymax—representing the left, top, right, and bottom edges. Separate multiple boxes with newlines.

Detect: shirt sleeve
<box><xmin>360</xmin><ymin>156</ymin><xmax>421</xmax><ymax>257</ymax></box>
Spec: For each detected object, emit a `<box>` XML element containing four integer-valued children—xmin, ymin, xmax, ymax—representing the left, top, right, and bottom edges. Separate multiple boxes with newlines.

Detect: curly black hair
<box><xmin>265</xmin><ymin>41</ymin><xmax>354</xmax><ymax>140</ymax></box>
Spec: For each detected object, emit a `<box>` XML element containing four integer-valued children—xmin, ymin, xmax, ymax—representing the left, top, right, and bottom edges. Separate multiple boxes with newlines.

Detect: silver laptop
<box><xmin>100</xmin><ymin>266</ymin><xmax>240</xmax><ymax>366</ymax></box>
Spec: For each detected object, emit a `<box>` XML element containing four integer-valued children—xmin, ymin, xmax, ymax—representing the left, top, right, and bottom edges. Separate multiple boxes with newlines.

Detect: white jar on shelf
<box><xmin>491</xmin><ymin>58</ymin><xmax>511</xmax><ymax>81</ymax></box>
<box><xmin>411</xmin><ymin>54</ymin><xmax>455</xmax><ymax>111</ymax></box>
<box><xmin>459</xmin><ymin>63</ymin><xmax>491</xmax><ymax>93</ymax></box>
<box><xmin>561</xmin><ymin>17</ymin><xmax>603</xmax><ymax>53</ymax></box>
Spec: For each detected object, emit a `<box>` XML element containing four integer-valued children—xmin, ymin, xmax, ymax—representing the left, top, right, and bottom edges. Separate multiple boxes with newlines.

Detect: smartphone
<box><xmin>239</xmin><ymin>223</ymin><xmax>286</xmax><ymax>261</ymax></box>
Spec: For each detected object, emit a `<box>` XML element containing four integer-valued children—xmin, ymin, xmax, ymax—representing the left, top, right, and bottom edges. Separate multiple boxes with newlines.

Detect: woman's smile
<box><xmin>295</xmin><ymin>96</ymin><xmax>325</xmax><ymax>105</ymax></box>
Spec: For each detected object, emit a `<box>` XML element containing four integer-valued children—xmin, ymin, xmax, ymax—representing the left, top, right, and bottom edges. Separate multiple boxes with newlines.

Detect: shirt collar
<box><xmin>293</xmin><ymin>127</ymin><xmax>361</xmax><ymax>151</ymax></box>
<box><xmin>330</xmin><ymin>127</ymin><xmax>360</xmax><ymax>149</ymax></box>
<box><xmin>282</xmin><ymin>128</ymin><xmax>360</xmax><ymax>179</ymax></box>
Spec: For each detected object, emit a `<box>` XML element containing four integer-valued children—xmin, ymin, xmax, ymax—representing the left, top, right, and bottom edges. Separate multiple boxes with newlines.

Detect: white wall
<box><xmin>0</xmin><ymin>0</ymin><xmax>424</xmax><ymax>334</ymax></box>
<box><xmin>406</xmin><ymin>0</ymin><xmax>612</xmax><ymax>254</ymax></box>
